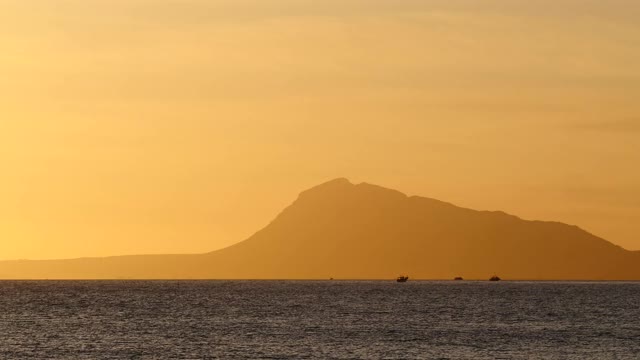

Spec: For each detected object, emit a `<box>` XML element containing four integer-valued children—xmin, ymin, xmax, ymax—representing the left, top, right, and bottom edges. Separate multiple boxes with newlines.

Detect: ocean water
<box><xmin>1</xmin><ymin>281</ymin><xmax>639</xmax><ymax>359</ymax></box>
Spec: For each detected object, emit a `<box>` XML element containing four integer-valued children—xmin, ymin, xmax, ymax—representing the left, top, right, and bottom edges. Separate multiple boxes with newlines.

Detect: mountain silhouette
<box><xmin>1</xmin><ymin>178</ymin><xmax>638</xmax><ymax>280</ymax></box>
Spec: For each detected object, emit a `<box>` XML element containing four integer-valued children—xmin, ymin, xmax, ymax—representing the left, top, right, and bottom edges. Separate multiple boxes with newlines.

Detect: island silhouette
<box><xmin>1</xmin><ymin>178</ymin><xmax>638</xmax><ymax>280</ymax></box>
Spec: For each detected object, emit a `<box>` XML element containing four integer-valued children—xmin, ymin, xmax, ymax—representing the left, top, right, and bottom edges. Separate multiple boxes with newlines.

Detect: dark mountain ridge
<box><xmin>1</xmin><ymin>178</ymin><xmax>638</xmax><ymax>280</ymax></box>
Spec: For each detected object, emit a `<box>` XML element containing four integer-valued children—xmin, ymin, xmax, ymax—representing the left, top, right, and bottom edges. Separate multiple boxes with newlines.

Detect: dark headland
<box><xmin>0</xmin><ymin>178</ymin><xmax>638</xmax><ymax>280</ymax></box>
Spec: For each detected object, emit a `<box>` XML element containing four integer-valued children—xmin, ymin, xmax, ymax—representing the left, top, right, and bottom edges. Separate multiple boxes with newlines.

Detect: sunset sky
<box><xmin>1</xmin><ymin>0</ymin><xmax>639</xmax><ymax>260</ymax></box>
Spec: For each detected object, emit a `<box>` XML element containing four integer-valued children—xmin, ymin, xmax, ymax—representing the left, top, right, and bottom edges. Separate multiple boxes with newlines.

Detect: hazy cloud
<box><xmin>572</xmin><ymin>119</ymin><xmax>640</xmax><ymax>133</ymax></box>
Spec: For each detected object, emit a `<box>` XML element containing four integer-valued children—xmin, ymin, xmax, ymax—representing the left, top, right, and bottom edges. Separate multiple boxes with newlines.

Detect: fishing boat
<box><xmin>454</xmin><ymin>277</ymin><xmax>464</xmax><ymax>281</ymax></box>
<box><xmin>489</xmin><ymin>275</ymin><xmax>501</xmax><ymax>281</ymax></box>
<box><xmin>396</xmin><ymin>275</ymin><xmax>409</xmax><ymax>283</ymax></box>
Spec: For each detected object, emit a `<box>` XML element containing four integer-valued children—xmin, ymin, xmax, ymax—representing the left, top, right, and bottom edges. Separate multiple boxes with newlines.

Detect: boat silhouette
<box><xmin>396</xmin><ymin>276</ymin><xmax>409</xmax><ymax>283</ymax></box>
<box><xmin>454</xmin><ymin>277</ymin><xmax>464</xmax><ymax>281</ymax></box>
<box><xmin>489</xmin><ymin>275</ymin><xmax>501</xmax><ymax>281</ymax></box>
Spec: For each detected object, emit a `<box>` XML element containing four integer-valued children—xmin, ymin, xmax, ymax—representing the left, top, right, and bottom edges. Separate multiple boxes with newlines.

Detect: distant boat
<box><xmin>396</xmin><ymin>276</ymin><xmax>409</xmax><ymax>283</ymax></box>
<box><xmin>454</xmin><ymin>277</ymin><xmax>464</xmax><ymax>281</ymax></box>
<box><xmin>489</xmin><ymin>275</ymin><xmax>501</xmax><ymax>281</ymax></box>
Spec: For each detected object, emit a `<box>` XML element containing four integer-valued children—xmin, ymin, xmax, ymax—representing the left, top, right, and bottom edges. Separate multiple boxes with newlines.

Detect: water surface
<box><xmin>1</xmin><ymin>281</ymin><xmax>638</xmax><ymax>359</ymax></box>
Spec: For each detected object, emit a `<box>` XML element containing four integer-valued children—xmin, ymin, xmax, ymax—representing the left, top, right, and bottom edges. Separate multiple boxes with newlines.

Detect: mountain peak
<box><xmin>319</xmin><ymin>177</ymin><xmax>353</xmax><ymax>187</ymax></box>
<box><xmin>298</xmin><ymin>177</ymin><xmax>354</xmax><ymax>197</ymax></box>
<box><xmin>297</xmin><ymin>178</ymin><xmax>408</xmax><ymax>204</ymax></box>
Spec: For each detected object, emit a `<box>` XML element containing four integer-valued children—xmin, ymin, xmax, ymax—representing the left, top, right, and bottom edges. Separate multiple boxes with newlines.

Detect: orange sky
<box><xmin>1</xmin><ymin>0</ymin><xmax>639</xmax><ymax>260</ymax></box>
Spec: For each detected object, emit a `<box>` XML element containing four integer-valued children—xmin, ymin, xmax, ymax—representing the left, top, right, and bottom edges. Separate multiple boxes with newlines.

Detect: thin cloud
<box><xmin>572</xmin><ymin>119</ymin><xmax>640</xmax><ymax>133</ymax></box>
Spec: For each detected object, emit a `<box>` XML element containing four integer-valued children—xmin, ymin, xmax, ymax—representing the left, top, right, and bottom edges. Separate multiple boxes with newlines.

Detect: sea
<box><xmin>1</xmin><ymin>281</ymin><xmax>638</xmax><ymax>359</ymax></box>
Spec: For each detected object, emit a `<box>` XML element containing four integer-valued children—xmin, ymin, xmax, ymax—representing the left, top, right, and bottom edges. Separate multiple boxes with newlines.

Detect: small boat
<box><xmin>489</xmin><ymin>275</ymin><xmax>501</xmax><ymax>281</ymax></box>
<box><xmin>454</xmin><ymin>277</ymin><xmax>464</xmax><ymax>281</ymax></box>
<box><xmin>396</xmin><ymin>276</ymin><xmax>409</xmax><ymax>283</ymax></box>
